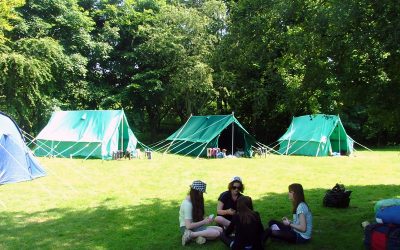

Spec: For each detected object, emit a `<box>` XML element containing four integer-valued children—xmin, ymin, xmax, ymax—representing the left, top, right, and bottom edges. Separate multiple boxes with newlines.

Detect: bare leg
<box><xmin>191</xmin><ymin>226</ymin><xmax>222</xmax><ymax>240</ymax></box>
<box><xmin>214</xmin><ymin>216</ymin><xmax>231</xmax><ymax>228</ymax></box>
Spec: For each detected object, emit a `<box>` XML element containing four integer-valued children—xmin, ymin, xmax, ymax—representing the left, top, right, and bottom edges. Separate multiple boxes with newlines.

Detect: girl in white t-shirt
<box><xmin>179</xmin><ymin>180</ymin><xmax>222</xmax><ymax>246</ymax></box>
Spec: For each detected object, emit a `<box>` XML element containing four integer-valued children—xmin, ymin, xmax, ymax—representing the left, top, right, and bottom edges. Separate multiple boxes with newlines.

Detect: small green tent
<box><xmin>165</xmin><ymin>114</ymin><xmax>256</xmax><ymax>157</ymax></box>
<box><xmin>278</xmin><ymin>114</ymin><xmax>354</xmax><ymax>156</ymax></box>
<box><xmin>34</xmin><ymin>110</ymin><xmax>138</xmax><ymax>159</ymax></box>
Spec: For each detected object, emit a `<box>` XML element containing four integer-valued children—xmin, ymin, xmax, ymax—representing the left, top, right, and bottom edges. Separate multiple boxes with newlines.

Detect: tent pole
<box><xmin>316</xmin><ymin>117</ymin><xmax>327</xmax><ymax>157</ymax></box>
<box><xmin>285</xmin><ymin>117</ymin><xmax>294</xmax><ymax>155</ymax></box>
<box><xmin>231</xmin><ymin>112</ymin><xmax>234</xmax><ymax>155</ymax></box>
<box><xmin>121</xmin><ymin>111</ymin><xmax>123</xmax><ymax>152</ymax></box>
<box><xmin>315</xmin><ymin>142</ymin><xmax>321</xmax><ymax>157</ymax></box>
<box><xmin>338</xmin><ymin>122</ymin><xmax>341</xmax><ymax>154</ymax></box>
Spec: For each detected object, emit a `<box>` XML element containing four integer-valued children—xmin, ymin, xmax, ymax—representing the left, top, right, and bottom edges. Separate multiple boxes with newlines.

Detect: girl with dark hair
<box><xmin>263</xmin><ymin>183</ymin><xmax>313</xmax><ymax>244</ymax></box>
<box><xmin>215</xmin><ymin>176</ymin><xmax>245</xmax><ymax>228</ymax></box>
<box><xmin>221</xmin><ymin>196</ymin><xmax>264</xmax><ymax>250</ymax></box>
<box><xmin>179</xmin><ymin>180</ymin><xmax>223</xmax><ymax>246</ymax></box>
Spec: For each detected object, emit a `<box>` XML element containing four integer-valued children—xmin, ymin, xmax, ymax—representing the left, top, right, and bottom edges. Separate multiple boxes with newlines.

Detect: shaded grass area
<box><xmin>0</xmin><ymin>150</ymin><xmax>399</xmax><ymax>249</ymax></box>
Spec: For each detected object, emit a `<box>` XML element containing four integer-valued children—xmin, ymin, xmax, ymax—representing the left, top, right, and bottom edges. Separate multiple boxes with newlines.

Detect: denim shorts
<box><xmin>296</xmin><ymin>233</ymin><xmax>310</xmax><ymax>243</ymax></box>
<box><xmin>180</xmin><ymin>226</ymin><xmax>207</xmax><ymax>234</ymax></box>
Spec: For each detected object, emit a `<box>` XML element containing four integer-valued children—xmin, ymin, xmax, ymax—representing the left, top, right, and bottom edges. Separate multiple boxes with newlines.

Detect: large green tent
<box><xmin>165</xmin><ymin>114</ymin><xmax>256</xmax><ymax>157</ymax></box>
<box><xmin>278</xmin><ymin>114</ymin><xmax>354</xmax><ymax>156</ymax></box>
<box><xmin>34</xmin><ymin>110</ymin><xmax>138</xmax><ymax>159</ymax></box>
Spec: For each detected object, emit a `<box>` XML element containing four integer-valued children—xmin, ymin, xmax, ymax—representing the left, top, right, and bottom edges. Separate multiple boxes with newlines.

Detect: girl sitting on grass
<box><xmin>215</xmin><ymin>176</ymin><xmax>244</xmax><ymax>228</ymax></box>
<box><xmin>263</xmin><ymin>183</ymin><xmax>312</xmax><ymax>244</ymax></box>
<box><xmin>179</xmin><ymin>180</ymin><xmax>223</xmax><ymax>246</ymax></box>
<box><xmin>220</xmin><ymin>195</ymin><xmax>264</xmax><ymax>250</ymax></box>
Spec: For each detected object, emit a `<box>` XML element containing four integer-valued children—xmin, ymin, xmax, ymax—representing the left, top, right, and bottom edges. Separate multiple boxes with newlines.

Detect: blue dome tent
<box><xmin>0</xmin><ymin>111</ymin><xmax>46</xmax><ymax>185</ymax></box>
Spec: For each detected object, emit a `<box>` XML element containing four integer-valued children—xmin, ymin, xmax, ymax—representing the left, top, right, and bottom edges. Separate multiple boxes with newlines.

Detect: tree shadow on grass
<box><xmin>0</xmin><ymin>185</ymin><xmax>398</xmax><ymax>250</ymax></box>
<box><xmin>0</xmin><ymin>198</ymin><xmax>221</xmax><ymax>250</ymax></box>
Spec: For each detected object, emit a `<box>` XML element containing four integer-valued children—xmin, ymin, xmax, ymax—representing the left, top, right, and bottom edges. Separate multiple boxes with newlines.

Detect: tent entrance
<box><xmin>329</xmin><ymin>125</ymin><xmax>348</xmax><ymax>155</ymax></box>
<box><xmin>218</xmin><ymin>123</ymin><xmax>245</xmax><ymax>155</ymax></box>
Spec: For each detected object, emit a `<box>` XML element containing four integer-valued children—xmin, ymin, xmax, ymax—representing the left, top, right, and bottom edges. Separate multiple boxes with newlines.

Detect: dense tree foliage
<box><xmin>0</xmin><ymin>0</ymin><xmax>399</xmax><ymax>145</ymax></box>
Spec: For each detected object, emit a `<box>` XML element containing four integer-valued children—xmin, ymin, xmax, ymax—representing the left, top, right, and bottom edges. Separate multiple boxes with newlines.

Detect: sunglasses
<box><xmin>232</xmin><ymin>185</ymin><xmax>241</xmax><ymax>190</ymax></box>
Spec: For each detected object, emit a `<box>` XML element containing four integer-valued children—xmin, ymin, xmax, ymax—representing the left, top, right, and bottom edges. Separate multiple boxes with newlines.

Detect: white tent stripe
<box><xmin>54</xmin><ymin>140</ymin><xmax>83</xmax><ymax>157</ymax></box>
<box><xmin>22</xmin><ymin>130</ymin><xmax>67</xmax><ymax>158</ymax></box>
<box><xmin>288</xmin><ymin>140</ymin><xmax>313</xmax><ymax>156</ymax></box>
<box><xmin>353</xmin><ymin>139</ymin><xmax>373</xmax><ymax>151</ymax></box>
<box><xmin>70</xmin><ymin>143</ymin><xmax>92</xmax><ymax>156</ymax></box>
<box><xmin>21</xmin><ymin>130</ymin><xmax>98</xmax><ymax>188</ymax></box>
<box><xmin>184</xmin><ymin>141</ymin><xmax>208</xmax><ymax>157</ymax></box>
<box><xmin>165</xmin><ymin>140</ymin><xmax>189</xmax><ymax>154</ymax></box>
<box><xmin>151</xmin><ymin>140</ymin><xmax>171</xmax><ymax>152</ymax></box>
<box><xmin>6</xmin><ymin>135</ymin><xmax>82</xmax><ymax>194</ymax></box>
<box><xmin>196</xmin><ymin>142</ymin><xmax>209</xmax><ymax>159</ymax></box>
<box><xmin>278</xmin><ymin>125</ymin><xmax>320</xmax><ymax>155</ymax></box>
<box><xmin>147</xmin><ymin>139</ymin><xmax>166</xmax><ymax>148</ymax></box>
<box><xmin>83</xmin><ymin>143</ymin><xmax>102</xmax><ymax>160</ymax></box>
<box><xmin>253</xmin><ymin>142</ymin><xmax>281</xmax><ymax>155</ymax></box>
<box><xmin>164</xmin><ymin>114</ymin><xmax>193</xmax><ymax>155</ymax></box>
<box><xmin>0</xmin><ymin>139</ymin><xmax>55</xmax><ymax>197</ymax></box>
<box><xmin>175</xmin><ymin>141</ymin><xmax>203</xmax><ymax>155</ymax></box>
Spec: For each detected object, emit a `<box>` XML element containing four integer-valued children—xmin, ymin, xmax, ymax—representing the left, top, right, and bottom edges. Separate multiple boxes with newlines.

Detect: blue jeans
<box><xmin>180</xmin><ymin>225</ymin><xmax>207</xmax><ymax>234</ymax></box>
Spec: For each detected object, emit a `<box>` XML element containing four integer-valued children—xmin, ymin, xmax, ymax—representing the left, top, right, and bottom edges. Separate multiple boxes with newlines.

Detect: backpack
<box><xmin>376</xmin><ymin>206</ymin><xmax>400</xmax><ymax>225</ymax></box>
<box><xmin>364</xmin><ymin>223</ymin><xmax>400</xmax><ymax>250</ymax></box>
<box><xmin>323</xmin><ymin>183</ymin><xmax>352</xmax><ymax>208</ymax></box>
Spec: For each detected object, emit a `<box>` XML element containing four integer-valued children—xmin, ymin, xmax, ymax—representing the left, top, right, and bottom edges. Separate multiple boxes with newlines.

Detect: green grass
<box><xmin>1</xmin><ymin>150</ymin><xmax>399</xmax><ymax>249</ymax></box>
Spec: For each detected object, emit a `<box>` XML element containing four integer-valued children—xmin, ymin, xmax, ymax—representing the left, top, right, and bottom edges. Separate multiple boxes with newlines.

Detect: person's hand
<box><xmin>227</xmin><ymin>208</ymin><xmax>236</xmax><ymax>215</ymax></box>
<box><xmin>282</xmin><ymin>217</ymin><xmax>291</xmax><ymax>226</ymax></box>
<box><xmin>204</xmin><ymin>217</ymin><xmax>213</xmax><ymax>224</ymax></box>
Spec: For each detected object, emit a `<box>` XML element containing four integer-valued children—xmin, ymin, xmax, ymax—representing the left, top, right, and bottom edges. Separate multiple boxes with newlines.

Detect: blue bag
<box><xmin>376</xmin><ymin>205</ymin><xmax>400</xmax><ymax>225</ymax></box>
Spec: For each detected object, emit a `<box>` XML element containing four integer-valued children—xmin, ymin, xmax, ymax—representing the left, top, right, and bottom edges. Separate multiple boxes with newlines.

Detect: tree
<box><xmin>0</xmin><ymin>0</ymin><xmax>24</xmax><ymax>44</ymax></box>
<box><xmin>0</xmin><ymin>38</ymin><xmax>87</xmax><ymax>131</ymax></box>
<box><xmin>126</xmin><ymin>1</ymin><xmax>223</xmax><ymax>129</ymax></box>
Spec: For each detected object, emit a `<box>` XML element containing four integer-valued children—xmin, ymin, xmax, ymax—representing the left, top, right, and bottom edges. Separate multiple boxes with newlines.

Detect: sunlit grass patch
<box><xmin>0</xmin><ymin>149</ymin><xmax>399</xmax><ymax>249</ymax></box>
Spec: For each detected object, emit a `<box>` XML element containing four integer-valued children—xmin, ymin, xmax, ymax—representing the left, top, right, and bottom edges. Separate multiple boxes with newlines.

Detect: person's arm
<box><xmin>217</xmin><ymin>200</ymin><xmax>224</xmax><ymax>214</ymax></box>
<box><xmin>185</xmin><ymin>217</ymin><xmax>213</xmax><ymax>230</ymax></box>
<box><xmin>182</xmin><ymin>199</ymin><xmax>212</xmax><ymax>230</ymax></box>
<box><xmin>217</xmin><ymin>201</ymin><xmax>235</xmax><ymax>216</ymax></box>
<box><xmin>217</xmin><ymin>201</ymin><xmax>227</xmax><ymax>215</ymax></box>
<box><xmin>289</xmin><ymin>213</ymin><xmax>306</xmax><ymax>232</ymax></box>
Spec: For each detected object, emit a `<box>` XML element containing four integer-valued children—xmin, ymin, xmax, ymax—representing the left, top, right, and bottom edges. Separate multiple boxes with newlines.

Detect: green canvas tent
<box><xmin>278</xmin><ymin>114</ymin><xmax>354</xmax><ymax>156</ymax></box>
<box><xmin>165</xmin><ymin>114</ymin><xmax>256</xmax><ymax>157</ymax></box>
<box><xmin>34</xmin><ymin>110</ymin><xmax>138</xmax><ymax>159</ymax></box>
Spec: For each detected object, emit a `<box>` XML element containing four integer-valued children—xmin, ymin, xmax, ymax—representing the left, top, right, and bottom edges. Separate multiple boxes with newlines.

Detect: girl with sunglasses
<box><xmin>263</xmin><ymin>183</ymin><xmax>312</xmax><ymax>245</ymax></box>
<box><xmin>215</xmin><ymin>176</ymin><xmax>244</xmax><ymax>228</ymax></box>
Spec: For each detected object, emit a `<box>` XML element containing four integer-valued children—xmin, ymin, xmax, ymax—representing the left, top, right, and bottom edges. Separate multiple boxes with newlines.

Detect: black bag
<box><xmin>323</xmin><ymin>183</ymin><xmax>352</xmax><ymax>208</ymax></box>
<box><xmin>364</xmin><ymin>223</ymin><xmax>400</xmax><ymax>250</ymax></box>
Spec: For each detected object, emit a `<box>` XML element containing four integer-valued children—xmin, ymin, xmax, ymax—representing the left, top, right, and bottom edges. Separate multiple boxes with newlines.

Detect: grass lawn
<box><xmin>0</xmin><ymin>149</ymin><xmax>399</xmax><ymax>249</ymax></box>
